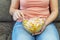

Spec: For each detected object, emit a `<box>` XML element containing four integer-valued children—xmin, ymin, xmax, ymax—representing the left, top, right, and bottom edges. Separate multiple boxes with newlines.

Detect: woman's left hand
<box><xmin>32</xmin><ymin>24</ymin><xmax>47</xmax><ymax>35</ymax></box>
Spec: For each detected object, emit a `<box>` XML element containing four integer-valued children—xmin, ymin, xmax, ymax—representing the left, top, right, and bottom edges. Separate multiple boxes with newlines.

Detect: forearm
<box><xmin>44</xmin><ymin>11</ymin><xmax>58</xmax><ymax>26</ymax></box>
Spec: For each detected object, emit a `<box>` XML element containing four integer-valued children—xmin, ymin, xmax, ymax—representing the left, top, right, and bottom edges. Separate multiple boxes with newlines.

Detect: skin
<box><xmin>9</xmin><ymin>0</ymin><xmax>58</xmax><ymax>35</ymax></box>
<box><xmin>9</xmin><ymin>0</ymin><xmax>20</xmax><ymax>15</ymax></box>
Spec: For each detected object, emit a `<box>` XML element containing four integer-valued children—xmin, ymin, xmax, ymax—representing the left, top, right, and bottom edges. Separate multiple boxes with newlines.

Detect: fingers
<box><xmin>32</xmin><ymin>31</ymin><xmax>41</xmax><ymax>35</ymax></box>
<box><xmin>17</xmin><ymin>11</ymin><xmax>22</xmax><ymax>18</ymax></box>
<box><xmin>32</xmin><ymin>33</ymin><xmax>35</xmax><ymax>35</ymax></box>
<box><xmin>32</xmin><ymin>25</ymin><xmax>46</xmax><ymax>35</ymax></box>
<box><xmin>32</xmin><ymin>27</ymin><xmax>45</xmax><ymax>35</ymax></box>
<box><xmin>13</xmin><ymin>11</ymin><xmax>19</xmax><ymax>21</ymax></box>
<box><xmin>40</xmin><ymin>26</ymin><xmax>46</xmax><ymax>33</ymax></box>
<box><xmin>35</xmin><ymin>32</ymin><xmax>41</xmax><ymax>35</ymax></box>
<box><xmin>13</xmin><ymin>10</ymin><xmax>24</xmax><ymax>21</ymax></box>
<box><xmin>20</xmin><ymin>10</ymin><xmax>25</xmax><ymax>20</ymax></box>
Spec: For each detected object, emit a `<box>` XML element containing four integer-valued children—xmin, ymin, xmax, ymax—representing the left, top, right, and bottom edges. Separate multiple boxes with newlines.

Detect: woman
<box><xmin>9</xmin><ymin>0</ymin><xmax>59</xmax><ymax>40</ymax></box>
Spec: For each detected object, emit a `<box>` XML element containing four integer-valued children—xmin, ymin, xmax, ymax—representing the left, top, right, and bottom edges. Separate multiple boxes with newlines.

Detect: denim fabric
<box><xmin>12</xmin><ymin>22</ymin><xmax>59</xmax><ymax>40</ymax></box>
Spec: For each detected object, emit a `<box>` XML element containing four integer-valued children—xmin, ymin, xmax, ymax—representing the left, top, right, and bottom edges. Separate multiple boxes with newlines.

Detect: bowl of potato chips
<box><xmin>22</xmin><ymin>17</ymin><xmax>45</xmax><ymax>34</ymax></box>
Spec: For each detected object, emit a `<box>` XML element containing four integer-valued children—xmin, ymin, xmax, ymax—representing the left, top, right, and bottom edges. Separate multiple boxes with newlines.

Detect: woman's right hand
<box><xmin>13</xmin><ymin>10</ymin><xmax>24</xmax><ymax>21</ymax></box>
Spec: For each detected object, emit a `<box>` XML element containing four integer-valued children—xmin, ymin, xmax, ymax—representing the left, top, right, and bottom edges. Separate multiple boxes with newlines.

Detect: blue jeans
<box><xmin>12</xmin><ymin>22</ymin><xmax>59</xmax><ymax>40</ymax></box>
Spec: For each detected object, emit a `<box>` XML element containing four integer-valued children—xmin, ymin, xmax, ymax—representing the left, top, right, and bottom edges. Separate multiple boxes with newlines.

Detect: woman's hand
<box><xmin>32</xmin><ymin>23</ymin><xmax>47</xmax><ymax>35</ymax></box>
<box><xmin>13</xmin><ymin>10</ymin><xmax>24</xmax><ymax>21</ymax></box>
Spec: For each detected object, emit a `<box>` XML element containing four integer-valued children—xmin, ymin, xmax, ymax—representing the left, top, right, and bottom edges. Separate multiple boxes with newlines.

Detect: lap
<box><xmin>12</xmin><ymin>22</ymin><xmax>35</xmax><ymax>40</ymax></box>
<box><xmin>36</xmin><ymin>23</ymin><xmax>59</xmax><ymax>40</ymax></box>
<box><xmin>12</xmin><ymin>22</ymin><xmax>59</xmax><ymax>40</ymax></box>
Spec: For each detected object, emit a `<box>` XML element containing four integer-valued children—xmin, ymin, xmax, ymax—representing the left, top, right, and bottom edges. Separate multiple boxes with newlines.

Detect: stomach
<box><xmin>23</xmin><ymin>7</ymin><xmax>50</xmax><ymax>18</ymax></box>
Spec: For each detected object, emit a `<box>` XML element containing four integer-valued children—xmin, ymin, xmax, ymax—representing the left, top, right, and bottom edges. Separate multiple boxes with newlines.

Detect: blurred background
<box><xmin>0</xmin><ymin>0</ymin><xmax>60</xmax><ymax>40</ymax></box>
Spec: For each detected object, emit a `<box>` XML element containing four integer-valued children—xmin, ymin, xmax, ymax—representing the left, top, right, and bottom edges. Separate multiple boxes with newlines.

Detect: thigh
<box><xmin>12</xmin><ymin>22</ymin><xmax>35</xmax><ymax>40</ymax></box>
<box><xmin>36</xmin><ymin>23</ymin><xmax>59</xmax><ymax>40</ymax></box>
